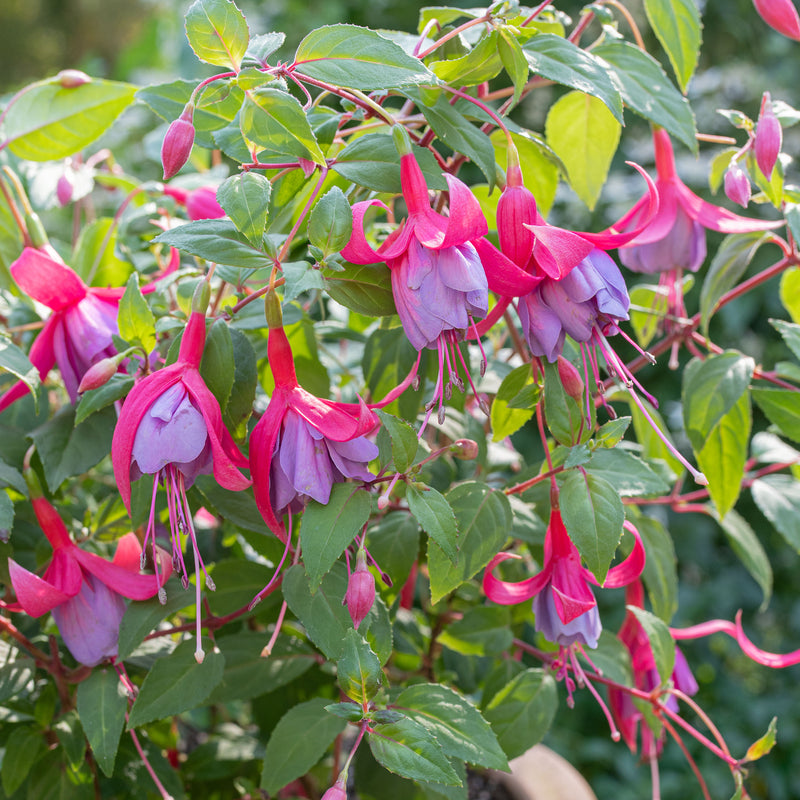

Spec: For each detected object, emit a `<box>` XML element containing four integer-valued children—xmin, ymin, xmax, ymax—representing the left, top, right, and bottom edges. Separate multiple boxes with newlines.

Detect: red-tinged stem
<box><xmin>660</xmin><ymin>716</ymin><xmax>713</xmax><ymax>800</ymax></box>
<box><xmin>671</xmin><ymin>687</ymin><xmax>734</xmax><ymax>763</ymax></box>
<box><xmin>440</xmin><ymin>85</ymin><xmax>513</xmax><ymax>148</ymax></box>
<box><xmin>659</xmin><ymin>703</ymin><xmax>739</xmax><ymax>767</ymax></box>
<box><xmin>191</xmin><ymin>71</ymin><xmax>237</xmax><ymax>99</ymax></box>
<box><xmin>568</xmin><ymin>8</ymin><xmax>596</xmax><ymax>44</ymax></box>
<box><xmin>505</xmin><ymin>464</ymin><xmax>566</xmax><ymax>496</ymax></box>
<box><xmin>127</xmin><ymin>720</ymin><xmax>175</xmax><ymax>800</ymax></box>
<box><xmin>521</xmin><ymin>0</ymin><xmax>552</xmax><ymax>25</ymax></box>
<box><xmin>277</xmin><ymin>166</ymin><xmax>329</xmax><ymax>264</ymax></box>
<box><xmin>226</xmin><ymin>275</ymin><xmax>286</xmax><ymax>316</ymax></box>
<box><xmin>416</xmin><ymin>14</ymin><xmax>491</xmax><ymax>59</ymax></box>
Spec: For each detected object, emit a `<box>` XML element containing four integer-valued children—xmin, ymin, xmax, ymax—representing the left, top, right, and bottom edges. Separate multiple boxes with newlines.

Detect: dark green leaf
<box><xmin>76</xmin><ymin>668</ymin><xmax>128</xmax><ymax>776</ymax></box>
<box><xmin>155</xmin><ymin>219</ymin><xmax>272</xmax><ymax>269</ymax></box>
<box><xmin>437</xmin><ymin>607</ymin><xmax>512</xmax><ymax>656</ymax></box>
<box><xmin>0</xmin><ymin>335</ymin><xmax>39</xmax><ymax>409</ymax></box>
<box><xmin>337</xmin><ymin>628</ymin><xmax>383</xmax><ymax>704</ymax></box>
<box><xmin>0</xmin><ymin>656</ymin><xmax>34</xmax><ymax>702</ymax></box>
<box><xmin>53</xmin><ymin>711</ymin><xmax>86</xmax><ymax>770</ymax></box>
<box><xmin>490</xmin><ymin>363</ymin><xmax>538</xmax><ymax>441</ymax></box>
<box><xmin>282</xmin><ymin>260</ymin><xmax>325</xmax><ymax>304</ymax></box>
<box><xmin>753</xmin><ymin>388</ymin><xmax>800</xmax><ymax>443</ymax></box>
<box><xmin>771</xmin><ymin>318</ymin><xmax>800</xmax><ymax>362</ymax></box>
<box><xmin>644</xmin><ymin>0</ymin><xmax>702</xmax><ymax>93</ymax></box>
<box><xmin>628</xmin><ymin>606</ymin><xmax>675</xmax><ymax>684</ymax></box>
<box><xmin>184</xmin><ymin>0</ymin><xmax>249</xmax><ymax>71</ymax></box>
<box><xmin>716</xmin><ymin>509</ymin><xmax>772</xmax><ymax>610</ymax></box>
<box><xmin>308</xmin><ymin>186</ymin><xmax>353</xmax><ymax>256</ymax></box>
<box><xmin>261</xmin><ymin>698</ymin><xmax>347</xmax><ymax>794</ymax></box>
<box><xmin>222</xmin><ymin>327</ymin><xmax>257</xmax><ymax>436</ymax></box>
<box><xmin>205</xmin><ymin>559</ymin><xmax>275</xmax><ymax>616</ymax></box>
<box><xmin>637</xmin><ymin>516</ymin><xmax>678</xmax><ymax>622</ymax></box>
<box><xmin>193</xmin><ymin>475</ymin><xmax>266</xmax><ymax>534</ymax></box>
<box><xmin>377</xmin><ymin>410</ymin><xmax>419</xmax><ymax>472</ymax></box>
<box><xmin>118</xmin><ymin>273</ymin><xmax>156</xmax><ymax>353</ymax></box>
<box><xmin>216</xmin><ymin>172</ymin><xmax>271</xmax><ymax>247</ymax></box>
<box><xmin>75</xmin><ymin>375</ymin><xmax>134</xmax><ymax>425</ymax></box>
<box><xmin>593</xmin><ymin>40</ymin><xmax>696</xmax><ymax>152</ymax></box>
<box><xmin>326</xmin><ymin>701</ymin><xmax>364</xmax><ymax>721</ymax></box>
<box><xmin>559</xmin><ymin>470</ymin><xmax>624</xmax><ymax>583</ymax></box>
<box><xmin>682</xmin><ymin>351</ymin><xmax>754</xmax><ymax>452</ymax></box>
<box><xmin>523</xmin><ymin>34</ymin><xmax>623</xmax><ymax>121</ymax></box>
<box><xmin>483</xmin><ymin>668</ymin><xmax>558</xmax><ymax>760</ymax></box>
<box><xmin>301</xmin><ymin>483</ymin><xmax>372</xmax><ymax>590</ymax></box>
<box><xmin>591</xmin><ymin>631</ymin><xmax>634</xmax><ymax>687</ymax></box>
<box><xmin>200</xmin><ymin>319</ymin><xmax>235</xmax><ymax>411</ymax></box>
<box><xmin>543</xmin><ymin>359</ymin><xmax>592</xmax><ymax>446</ymax></box>
<box><xmin>325</xmin><ymin>261</ymin><xmax>396</xmax><ymax>317</ymax></box>
<box><xmin>366</xmin><ymin>513</ymin><xmax>420</xmax><ymax>598</ymax></box>
<box><xmin>585</xmin><ymin>448</ymin><xmax>670</xmax><ymax>497</ymax></box>
<box><xmin>395</xmin><ymin>683</ymin><xmax>508</xmax><ymax>771</ymax></box>
<box><xmin>406</xmin><ymin>485</ymin><xmax>458</xmax><ymax>563</ymax></box>
<box><xmin>127</xmin><ymin>640</ymin><xmax>225</xmax><ymax>727</ymax></box>
<box><xmin>293</xmin><ymin>25</ymin><xmax>435</xmax><ymax>90</ymax></box>
<box><xmin>751</xmin><ymin>475</ymin><xmax>800</xmax><ymax>552</ymax></box>
<box><xmin>368</xmin><ymin>717</ymin><xmax>461</xmax><ymax>785</ymax></box>
<box><xmin>1</xmin><ymin>726</ymin><xmax>44</xmax><ymax>795</ymax></box>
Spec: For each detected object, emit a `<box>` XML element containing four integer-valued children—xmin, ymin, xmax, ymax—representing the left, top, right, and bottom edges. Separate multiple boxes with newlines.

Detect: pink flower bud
<box><xmin>321</xmin><ymin>775</ymin><xmax>348</xmax><ymax>800</ymax></box>
<box><xmin>346</xmin><ymin>552</ymin><xmax>375</xmax><ymax>629</ymax></box>
<box><xmin>556</xmin><ymin>356</ymin><xmax>584</xmax><ymax>401</ymax></box>
<box><xmin>56</xmin><ymin>69</ymin><xmax>91</xmax><ymax>88</ymax></box>
<box><xmin>497</xmin><ymin>163</ymin><xmax>537</xmax><ymax>270</ymax></box>
<box><xmin>161</xmin><ymin>107</ymin><xmax>196</xmax><ymax>181</ymax></box>
<box><xmin>78</xmin><ymin>356</ymin><xmax>120</xmax><ymax>393</ymax></box>
<box><xmin>755</xmin><ymin>92</ymin><xmax>782</xmax><ymax>180</ymax></box>
<box><xmin>451</xmin><ymin>438</ymin><xmax>479</xmax><ymax>460</ymax></box>
<box><xmin>56</xmin><ymin>173</ymin><xmax>74</xmax><ymax>207</ymax></box>
<box><xmin>724</xmin><ymin>163</ymin><xmax>751</xmax><ymax>208</ymax></box>
<box><xmin>752</xmin><ymin>0</ymin><xmax>800</xmax><ymax>40</ymax></box>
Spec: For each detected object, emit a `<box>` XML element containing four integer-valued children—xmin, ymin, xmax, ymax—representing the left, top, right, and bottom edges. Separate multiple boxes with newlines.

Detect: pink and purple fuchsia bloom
<box><xmin>8</xmin><ymin>481</ymin><xmax>171</xmax><ymax>667</ymax></box>
<box><xmin>112</xmin><ymin>283</ymin><xmax>250</xmax><ymax>662</ymax></box>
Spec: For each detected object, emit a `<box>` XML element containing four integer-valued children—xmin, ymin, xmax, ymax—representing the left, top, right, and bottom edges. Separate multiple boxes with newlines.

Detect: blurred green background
<box><xmin>2</xmin><ymin>1</ymin><xmax>799</xmax><ymax>799</ymax></box>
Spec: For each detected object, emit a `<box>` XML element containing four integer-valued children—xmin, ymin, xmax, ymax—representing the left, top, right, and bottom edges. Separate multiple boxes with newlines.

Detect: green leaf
<box><xmin>241</xmin><ymin>89</ymin><xmax>326</xmax><ymax>165</ymax></box>
<box><xmin>118</xmin><ymin>273</ymin><xmax>156</xmax><ymax>354</ymax></box>
<box><xmin>559</xmin><ymin>470</ymin><xmax>624</xmax><ymax>583</ymax></box>
<box><xmin>498</xmin><ymin>28</ymin><xmax>529</xmax><ymax>108</ymax></box>
<box><xmin>644</xmin><ymin>0</ymin><xmax>702</xmax><ymax>93</ymax></box>
<box><xmin>261</xmin><ymin>697</ymin><xmax>347</xmax><ymax>794</ymax></box>
<box><xmin>591</xmin><ymin>630</ymin><xmax>634</xmax><ymax>687</ymax></box>
<box><xmin>0</xmin><ymin>656</ymin><xmax>34</xmax><ymax>702</ymax></box>
<box><xmin>637</xmin><ymin>516</ymin><xmax>678</xmax><ymax>622</ymax></box>
<box><xmin>595</xmin><ymin>416</ymin><xmax>632</xmax><ymax>448</ymax></box>
<box><xmin>30</xmin><ymin>405</ymin><xmax>115</xmax><ymax>491</ymax></box>
<box><xmin>585</xmin><ymin>448</ymin><xmax>670</xmax><ymax>497</ymax></box>
<box><xmin>751</xmin><ymin>475</ymin><xmax>800</xmax><ymax>552</ymax></box>
<box><xmin>682</xmin><ymin>351</ymin><xmax>754</xmax><ymax>452</ymax></box>
<box><xmin>428</xmin><ymin>482</ymin><xmax>512</xmax><ymax>604</ymax></box>
<box><xmin>1</xmin><ymin>726</ymin><xmax>44</xmax><ymax>795</ymax></box>
<box><xmin>627</xmin><ymin>393</ymin><xmax>684</xmax><ymax>480</ymax></box>
<box><xmin>76</xmin><ymin>668</ymin><xmax>128</xmax><ymax>776</ymax></box>
<box><xmin>406</xmin><ymin>485</ymin><xmax>459</xmax><ymax>563</ymax></box>
<box><xmin>72</xmin><ymin>217</ymin><xmax>131</xmax><ymax>287</ymax></box>
<box><xmin>216</xmin><ymin>172</ymin><xmax>271</xmax><ymax>248</ymax></box>
<box><xmin>545</xmin><ymin>90</ymin><xmax>621</xmax><ymax>210</ymax></box>
<box><xmin>431</xmin><ymin>31</ymin><xmax>503</xmax><ymax>85</ymax></box>
<box><xmin>437</xmin><ymin>606</ymin><xmax>513</xmax><ymax>657</ymax></box>
<box><xmin>543</xmin><ymin>358</ymin><xmax>592</xmax><ymax>446</ymax></box>
<box><xmin>300</xmin><ymin>483</ymin><xmax>372</xmax><ymax>590</ymax></box>
<box><xmin>395</xmin><ymin>684</ymin><xmax>509</xmax><ymax>771</ymax></box>
<box><xmin>155</xmin><ymin>219</ymin><xmax>272</xmax><ymax>269</ymax></box>
<box><xmin>282</xmin><ymin>563</ymin><xmax>352</xmax><ymax>659</ymax></box>
<box><xmin>490</xmin><ymin>363</ymin><xmax>539</xmax><ymax>441</ymax></box>
<box><xmin>75</xmin><ymin>374</ymin><xmax>134</xmax><ymax>425</ymax></box>
<box><xmin>243</xmin><ymin>32</ymin><xmax>285</xmax><ymax>69</ymax></box>
<box><xmin>771</xmin><ymin>319</ymin><xmax>800</xmax><ymax>362</ymax></box>
<box><xmin>628</xmin><ymin>606</ymin><xmax>675</xmax><ymax>684</ymax></box>
<box><xmin>326</xmin><ymin>701</ymin><xmax>364</xmax><ymax>721</ymax></box>
<box><xmin>337</xmin><ymin>629</ymin><xmax>383</xmax><ymax>704</ymax></box>
<box><xmin>293</xmin><ymin>25</ymin><xmax>435</xmax><ymax>90</ymax></box>
<box><xmin>697</xmin><ymin>391</ymin><xmax>751</xmax><ymax>518</ymax></box>
<box><xmin>325</xmin><ymin>261</ymin><xmax>396</xmax><ymax>317</ymax></box>
<box><xmin>332</xmin><ymin>134</ymin><xmax>446</xmax><ymax>193</ymax></box>
<box><xmin>185</xmin><ymin>0</ymin><xmax>249</xmax><ymax>71</ymax></box>
<box><xmin>368</xmin><ymin>717</ymin><xmax>461</xmax><ymax>785</ymax></box>
<box><xmin>3</xmin><ymin>77</ymin><xmax>137</xmax><ymax>161</ymax></box>
<box><xmin>222</xmin><ymin>327</ymin><xmax>257</xmax><ymax>436</ymax></box>
<box><xmin>200</xmin><ymin>318</ymin><xmax>235</xmax><ymax>411</ymax></box>
<box><xmin>117</xmin><ymin>577</ymin><xmax>192</xmax><ymax>661</ymax></box>
<box><xmin>744</xmin><ymin>717</ymin><xmax>778</xmax><ymax>763</ymax></box>
<box><xmin>282</xmin><ymin>261</ymin><xmax>325</xmax><ymax>304</ymax></box>
<box><xmin>780</xmin><ymin>265</ymin><xmax>800</xmax><ymax>322</ymax></box>
<box><xmin>366</xmin><ymin>513</ymin><xmax>420</xmax><ymax>598</ymax></box>
<box><xmin>0</xmin><ymin>334</ymin><xmax>40</xmax><ymax>407</ymax></box>
<box><xmin>629</xmin><ymin>283</ymin><xmax>668</xmax><ymax>349</ymax></box>
<box><xmin>753</xmin><ymin>388</ymin><xmax>800</xmax><ymax>443</ymax></box>
<box><xmin>53</xmin><ymin>711</ymin><xmax>86</xmax><ymax>770</ymax></box>
<box><xmin>376</xmin><ymin>410</ymin><xmax>419</xmax><ymax>472</ymax></box>
<box><xmin>523</xmin><ymin>34</ymin><xmax>623</xmax><ymax>121</ymax></box>
<box><xmin>716</xmin><ymin>508</ymin><xmax>772</xmax><ymax>610</ymax></box>
<box><xmin>483</xmin><ymin>668</ymin><xmax>558</xmax><ymax>760</ymax></box>
<box><xmin>127</xmin><ymin>640</ymin><xmax>225</xmax><ymax>727</ymax></box>
<box><xmin>700</xmin><ymin>233</ymin><xmax>770</xmax><ymax>336</ymax></box>
<box><xmin>593</xmin><ymin>40</ymin><xmax>696</xmax><ymax>152</ymax></box>
<box><xmin>363</xmin><ymin>327</ymin><xmax>423</xmax><ymax>421</ymax></box>
<box><xmin>307</xmin><ymin>186</ymin><xmax>353</xmax><ymax>256</ymax></box>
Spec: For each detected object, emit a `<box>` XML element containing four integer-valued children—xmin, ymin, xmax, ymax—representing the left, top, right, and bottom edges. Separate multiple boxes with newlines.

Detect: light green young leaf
<box><xmin>185</xmin><ymin>0</ymin><xmax>249</xmax><ymax>71</ymax></box>
<box><xmin>118</xmin><ymin>273</ymin><xmax>156</xmax><ymax>354</ymax></box>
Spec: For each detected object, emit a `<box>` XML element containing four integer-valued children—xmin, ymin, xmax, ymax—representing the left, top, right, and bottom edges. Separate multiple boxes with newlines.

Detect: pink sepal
<box><xmin>74</xmin><ymin>541</ymin><xmax>171</xmax><ymax>601</ymax></box>
<box><xmin>527</xmin><ymin>225</ymin><xmax>594</xmax><ymax>279</ymax></box>
<box><xmin>483</xmin><ymin>552</ymin><xmax>551</xmax><ymax>605</ymax></box>
<box><xmin>473</xmin><ymin>239</ymin><xmax>542</xmax><ymax>296</ymax></box>
<box><xmin>11</xmin><ymin>248</ymin><xmax>88</xmax><ymax>311</ymax></box>
<box><xmin>8</xmin><ymin>558</ymin><xmax>77</xmax><ymax>617</ymax></box>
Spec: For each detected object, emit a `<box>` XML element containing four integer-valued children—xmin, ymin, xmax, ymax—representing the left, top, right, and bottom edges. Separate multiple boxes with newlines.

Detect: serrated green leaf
<box><xmin>406</xmin><ymin>484</ymin><xmax>458</xmax><ymax>562</ymax></box>
<box><xmin>338</xmin><ymin>628</ymin><xmax>383</xmax><ymax>704</ymax></box>
<box><xmin>0</xmin><ymin>334</ymin><xmax>40</xmax><ymax>406</ymax></box>
<box><xmin>559</xmin><ymin>470</ymin><xmax>624</xmax><ymax>583</ymax></box>
<box><xmin>428</xmin><ymin>482</ymin><xmax>512</xmax><ymax>604</ymax></box>
<box><xmin>300</xmin><ymin>483</ymin><xmax>372</xmax><ymax>590</ymax></box>
<box><xmin>307</xmin><ymin>186</ymin><xmax>352</xmax><ymax>256</ymax></box>
<box><xmin>628</xmin><ymin>606</ymin><xmax>675</xmax><ymax>684</ymax></box>
<box><xmin>76</xmin><ymin>668</ymin><xmax>128</xmax><ymax>776</ymax></box>
<box><xmin>644</xmin><ymin>0</ymin><xmax>702</xmax><ymax>93</ymax></box>
<box><xmin>293</xmin><ymin>25</ymin><xmax>435</xmax><ymax>90</ymax></box>
<box><xmin>523</xmin><ymin>34</ymin><xmax>623</xmax><ymax>121</ymax></box>
<box><xmin>498</xmin><ymin>28</ymin><xmax>529</xmax><ymax>108</ymax></box>
<box><xmin>483</xmin><ymin>668</ymin><xmax>557</xmax><ymax>760</ymax></box>
<box><xmin>491</xmin><ymin>363</ymin><xmax>539</xmax><ymax>441</ymax></box>
<box><xmin>431</xmin><ymin>31</ymin><xmax>502</xmax><ymax>85</ymax></box>
<box><xmin>716</xmin><ymin>508</ymin><xmax>772</xmax><ymax>610</ymax></box>
<box><xmin>241</xmin><ymin>89</ymin><xmax>325</xmax><ymax>165</ymax></box>
<box><xmin>216</xmin><ymin>172</ymin><xmax>271</xmax><ymax>247</ymax></box>
<box><xmin>118</xmin><ymin>273</ymin><xmax>156</xmax><ymax>353</ymax></box>
<box><xmin>545</xmin><ymin>90</ymin><xmax>621</xmax><ymax>210</ymax></box>
<box><xmin>585</xmin><ymin>448</ymin><xmax>670</xmax><ymax>497</ymax></box>
<box><xmin>637</xmin><ymin>516</ymin><xmax>678</xmax><ymax>622</ymax></box>
<box><xmin>543</xmin><ymin>359</ymin><xmax>592</xmax><ymax>446</ymax></box>
<box><xmin>261</xmin><ymin>698</ymin><xmax>347</xmax><ymax>794</ymax></box>
<box><xmin>376</xmin><ymin>410</ymin><xmax>419</xmax><ymax>472</ymax></box>
<box><xmin>127</xmin><ymin>640</ymin><xmax>225</xmax><ymax>727</ymax></box>
<box><xmin>4</xmin><ymin>78</ymin><xmax>136</xmax><ymax>161</ymax></box>
<box><xmin>368</xmin><ymin>717</ymin><xmax>461</xmax><ymax>785</ymax></box>
<box><xmin>771</xmin><ymin>319</ymin><xmax>800</xmax><ymax>362</ymax></box>
<box><xmin>75</xmin><ymin>374</ymin><xmax>134</xmax><ymax>425</ymax></box>
<box><xmin>593</xmin><ymin>39</ymin><xmax>697</xmax><ymax>152</ymax></box>
<box><xmin>395</xmin><ymin>683</ymin><xmax>509</xmax><ymax>771</ymax></box>
<box><xmin>751</xmin><ymin>475</ymin><xmax>800</xmax><ymax>552</ymax></box>
<box><xmin>242</xmin><ymin>32</ymin><xmax>285</xmax><ymax>69</ymax></box>
<box><xmin>185</xmin><ymin>0</ymin><xmax>249</xmax><ymax>71</ymax></box>
<box><xmin>155</xmin><ymin>219</ymin><xmax>272</xmax><ymax>269</ymax></box>
<box><xmin>682</xmin><ymin>351</ymin><xmax>754</xmax><ymax>452</ymax></box>
<box><xmin>325</xmin><ymin>261</ymin><xmax>396</xmax><ymax>317</ymax></box>
<box><xmin>753</xmin><ymin>388</ymin><xmax>800</xmax><ymax>444</ymax></box>
<box><xmin>366</xmin><ymin>513</ymin><xmax>420</xmax><ymax>599</ymax></box>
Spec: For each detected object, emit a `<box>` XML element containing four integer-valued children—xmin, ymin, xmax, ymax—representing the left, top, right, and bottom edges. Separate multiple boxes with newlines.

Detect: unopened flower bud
<box><xmin>161</xmin><ymin>106</ymin><xmax>196</xmax><ymax>180</ymax></box>
<box><xmin>451</xmin><ymin>438</ymin><xmax>479</xmax><ymax>460</ymax></box>
<box><xmin>724</xmin><ymin>163</ymin><xmax>751</xmax><ymax>208</ymax></box>
<box><xmin>55</xmin><ymin>69</ymin><xmax>91</xmax><ymax>88</ymax></box>
<box><xmin>321</xmin><ymin>774</ymin><xmax>348</xmax><ymax>800</ymax></box>
<box><xmin>557</xmin><ymin>356</ymin><xmax>584</xmax><ymax>401</ymax></box>
<box><xmin>191</xmin><ymin>279</ymin><xmax>211</xmax><ymax>314</ymax></box>
<box><xmin>78</xmin><ymin>356</ymin><xmax>121</xmax><ymax>393</ymax></box>
<box><xmin>755</xmin><ymin>92</ymin><xmax>782</xmax><ymax>180</ymax></box>
<box><xmin>56</xmin><ymin>173</ymin><xmax>75</xmax><ymax>206</ymax></box>
<box><xmin>752</xmin><ymin>0</ymin><xmax>800</xmax><ymax>40</ymax></box>
<box><xmin>346</xmin><ymin>551</ymin><xmax>375</xmax><ymax>629</ymax></box>
<box><xmin>264</xmin><ymin>288</ymin><xmax>283</xmax><ymax>329</ymax></box>
<box><xmin>497</xmin><ymin>147</ymin><xmax>537</xmax><ymax>269</ymax></box>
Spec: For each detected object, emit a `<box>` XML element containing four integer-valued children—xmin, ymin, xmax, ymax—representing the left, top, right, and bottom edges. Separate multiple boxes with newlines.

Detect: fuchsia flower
<box><xmin>752</xmin><ymin>0</ymin><xmax>800</xmax><ymax>39</ymax></box>
<box><xmin>755</xmin><ymin>92</ymin><xmax>783</xmax><ymax>180</ymax></box>
<box><xmin>0</xmin><ymin>248</ymin><xmax>122</xmax><ymax>412</ymax></box>
<box><xmin>249</xmin><ymin>324</ymin><xmax>379</xmax><ymax>541</ymax></box>
<box><xmin>112</xmin><ymin>284</ymin><xmax>250</xmax><ymax>661</ymax></box>
<box><xmin>483</xmin><ymin>508</ymin><xmax>645</xmax><ymax>649</ymax></box>
<box><xmin>8</xmin><ymin>488</ymin><xmax>170</xmax><ymax>666</ymax></box>
<box><xmin>163</xmin><ymin>185</ymin><xmax>225</xmax><ymax>220</ymax></box>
